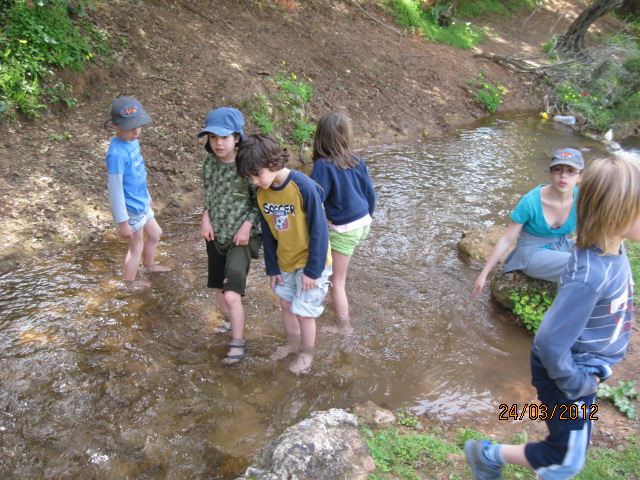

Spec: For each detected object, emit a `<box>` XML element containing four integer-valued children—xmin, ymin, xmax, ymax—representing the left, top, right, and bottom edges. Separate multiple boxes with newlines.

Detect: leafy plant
<box><xmin>597</xmin><ymin>381</ymin><xmax>640</xmax><ymax>420</ymax></box>
<box><xmin>544</xmin><ymin>32</ymin><xmax>640</xmax><ymax>134</ymax></box>
<box><xmin>467</xmin><ymin>72</ymin><xmax>507</xmax><ymax>113</ymax></box>
<box><xmin>291</xmin><ymin>118</ymin><xmax>315</xmax><ymax>144</ymax></box>
<box><xmin>509</xmin><ymin>287</ymin><xmax>556</xmax><ymax>333</ymax></box>
<box><xmin>0</xmin><ymin>0</ymin><xmax>105</xmax><ymax>119</ymax></box>
<box><xmin>396</xmin><ymin>404</ymin><xmax>420</xmax><ymax>428</ymax></box>
<box><xmin>385</xmin><ymin>0</ymin><xmax>484</xmax><ymax>50</ymax></box>
<box><xmin>244</xmin><ymin>68</ymin><xmax>315</xmax><ymax>148</ymax></box>
<box><xmin>455</xmin><ymin>0</ymin><xmax>543</xmax><ymax>19</ymax></box>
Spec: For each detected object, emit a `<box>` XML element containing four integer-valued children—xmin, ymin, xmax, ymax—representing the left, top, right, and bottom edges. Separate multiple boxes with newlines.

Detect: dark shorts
<box><xmin>206</xmin><ymin>236</ymin><xmax>261</xmax><ymax>295</ymax></box>
<box><xmin>524</xmin><ymin>352</ymin><xmax>595</xmax><ymax>479</ymax></box>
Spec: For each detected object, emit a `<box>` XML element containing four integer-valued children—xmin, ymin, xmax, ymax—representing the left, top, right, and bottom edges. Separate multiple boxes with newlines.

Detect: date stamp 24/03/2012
<box><xmin>498</xmin><ymin>403</ymin><xmax>599</xmax><ymax>421</ymax></box>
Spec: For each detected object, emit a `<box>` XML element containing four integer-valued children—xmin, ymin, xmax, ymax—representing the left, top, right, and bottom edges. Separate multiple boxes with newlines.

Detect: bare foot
<box><xmin>289</xmin><ymin>352</ymin><xmax>313</xmax><ymax>375</ymax></box>
<box><xmin>124</xmin><ymin>280</ymin><xmax>151</xmax><ymax>291</ymax></box>
<box><xmin>144</xmin><ymin>264</ymin><xmax>171</xmax><ymax>273</ymax></box>
<box><xmin>321</xmin><ymin>316</ymin><xmax>354</xmax><ymax>336</ymax></box>
<box><xmin>270</xmin><ymin>343</ymin><xmax>299</xmax><ymax>360</ymax></box>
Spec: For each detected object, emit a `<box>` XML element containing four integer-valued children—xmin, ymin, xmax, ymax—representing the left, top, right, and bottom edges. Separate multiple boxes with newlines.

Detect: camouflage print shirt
<box><xmin>202</xmin><ymin>153</ymin><xmax>261</xmax><ymax>244</ymax></box>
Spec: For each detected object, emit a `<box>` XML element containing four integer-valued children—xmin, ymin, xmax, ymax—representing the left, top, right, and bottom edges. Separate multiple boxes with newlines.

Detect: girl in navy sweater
<box><xmin>310</xmin><ymin>112</ymin><xmax>376</xmax><ymax>335</ymax></box>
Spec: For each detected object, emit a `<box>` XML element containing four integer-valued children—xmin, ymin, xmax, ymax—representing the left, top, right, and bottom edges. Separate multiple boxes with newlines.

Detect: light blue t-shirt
<box><xmin>510</xmin><ymin>184</ymin><xmax>578</xmax><ymax>237</ymax></box>
<box><xmin>105</xmin><ymin>137</ymin><xmax>150</xmax><ymax>217</ymax></box>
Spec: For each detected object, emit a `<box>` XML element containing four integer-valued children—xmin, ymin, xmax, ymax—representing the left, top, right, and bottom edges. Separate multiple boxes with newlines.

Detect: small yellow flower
<box><xmin>291</xmin><ymin>73</ymin><xmax>297</xmax><ymax>79</ymax></box>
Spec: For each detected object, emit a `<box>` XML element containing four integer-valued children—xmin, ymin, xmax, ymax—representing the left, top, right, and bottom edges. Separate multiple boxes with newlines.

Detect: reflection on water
<box><xmin>0</xmin><ymin>113</ymin><xmax>627</xmax><ymax>478</ymax></box>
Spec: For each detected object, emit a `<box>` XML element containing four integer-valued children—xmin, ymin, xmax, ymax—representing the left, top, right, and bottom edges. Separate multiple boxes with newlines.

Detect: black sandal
<box><xmin>222</xmin><ymin>341</ymin><xmax>247</xmax><ymax>367</ymax></box>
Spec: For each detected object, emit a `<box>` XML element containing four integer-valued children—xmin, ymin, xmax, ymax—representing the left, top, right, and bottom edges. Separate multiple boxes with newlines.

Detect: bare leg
<box><xmin>289</xmin><ymin>316</ymin><xmax>316</xmax><ymax>374</ymax></box>
<box><xmin>224</xmin><ymin>290</ymin><xmax>245</xmax><ymax>341</ymax></box>
<box><xmin>141</xmin><ymin>218</ymin><xmax>169</xmax><ymax>272</ymax></box>
<box><xmin>501</xmin><ymin>445</ymin><xmax>532</xmax><ymax>469</ymax></box>
<box><xmin>270</xmin><ymin>299</ymin><xmax>301</xmax><ymax>360</ymax></box>
<box><xmin>323</xmin><ymin>250</ymin><xmax>354</xmax><ymax>335</ymax></box>
<box><xmin>212</xmin><ymin>289</ymin><xmax>231</xmax><ymax>333</ymax></box>
<box><xmin>123</xmin><ymin>228</ymin><xmax>145</xmax><ymax>282</ymax></box>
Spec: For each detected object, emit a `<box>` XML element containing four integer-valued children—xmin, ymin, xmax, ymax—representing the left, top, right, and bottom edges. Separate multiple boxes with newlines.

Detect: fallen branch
<box><xmin>348</xmin><ymin>0</ymin><xmax>404</xmax><ymax>37</ymax></box>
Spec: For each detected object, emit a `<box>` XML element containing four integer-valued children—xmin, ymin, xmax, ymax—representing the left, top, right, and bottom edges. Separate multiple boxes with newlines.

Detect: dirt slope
<box><xmin>0</xmin><ymin>0</ymin><xmax>620</xmax><ymax>271</ymax></box>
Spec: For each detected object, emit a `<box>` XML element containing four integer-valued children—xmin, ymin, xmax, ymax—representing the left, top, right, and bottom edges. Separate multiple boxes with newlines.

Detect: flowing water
<box><xmin>0</xmin><ymin>113</ymin><xmax>632</xmax><ymax>479</ymax></box>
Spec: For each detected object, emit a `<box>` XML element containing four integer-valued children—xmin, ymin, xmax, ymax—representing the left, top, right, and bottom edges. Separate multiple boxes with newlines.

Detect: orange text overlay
<box><xmin>498</xmin><ymin>403</ymin><xmax>599</xmax><ymax>421</ymax></box>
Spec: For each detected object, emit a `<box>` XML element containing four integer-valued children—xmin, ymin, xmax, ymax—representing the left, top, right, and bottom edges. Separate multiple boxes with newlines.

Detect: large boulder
<box><xmin>237</xmin><ymin>409</ymin><xmax>375</xmax><ymax>480</ymax></box>
<box><xmin>458</xmin><ymin>226</ymin><xmax>556</xmax><ymax>311</ymax></box>
<box><xmin>457</xmin><ymin>225</ymin><xmax>512</xmax><ymax>266</ymax></box>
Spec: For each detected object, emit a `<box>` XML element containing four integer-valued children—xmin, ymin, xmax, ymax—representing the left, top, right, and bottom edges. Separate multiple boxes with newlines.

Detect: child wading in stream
<box><xmin>198</xmin><ymin>107</ymin><xmax>262</xmax><ymax>366</ymax></box>
<box><xmin>236</xmin><ymin>134</ymin><xmax>332</xmax><ymax>375</ymax></box>
<box><xmin>310</xmin><ymin>112</ymin><xmax>376</xmax><ymax>335</ymax></box>
<box><xmin>104</xmin><ymin>96</ymin><xmax>170</xmax><ymax>289</ymax></box>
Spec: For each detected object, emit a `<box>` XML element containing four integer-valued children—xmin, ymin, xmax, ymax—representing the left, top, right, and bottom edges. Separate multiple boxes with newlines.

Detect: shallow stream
<box><xmin>0</xmin><ymin>112</ymin><xmax>632</xmax><ymax>478</ymax></box>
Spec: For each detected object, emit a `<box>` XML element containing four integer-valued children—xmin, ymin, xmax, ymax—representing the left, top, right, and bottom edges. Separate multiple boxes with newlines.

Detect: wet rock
<box><xmin>237</xmin><ymin>408</ymin><xmax>375</xmax><ymax>480</ymax></box>
<box><xmin>489</xmin><ymin>270</ymin><xmax>557</xmax><ymax>311</ymax></box>
<box><xmin>457</xmin><ymin>225</ymin><xmax>511</xmax><ymax>266</ymax></box>
<box><xmin>351</xmin><ymin>400</ymin><xmax>396</xmax><ymax>425</ymax></box>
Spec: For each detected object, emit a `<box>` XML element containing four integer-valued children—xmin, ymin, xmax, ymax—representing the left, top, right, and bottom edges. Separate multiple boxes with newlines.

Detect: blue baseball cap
<box><xmin>549</xmin><ymin>148</ymin><xmax>584</xmax><ymax>171</ymax></box>
<box><xmin>197</xmin><ymin>107</ymin><xmax>246</xmax><ymax>141</ymax></box>
<box><xmin>110</xmin><ymin>96</ymin><xmax>152</xmax><ymax>130</ymax></box>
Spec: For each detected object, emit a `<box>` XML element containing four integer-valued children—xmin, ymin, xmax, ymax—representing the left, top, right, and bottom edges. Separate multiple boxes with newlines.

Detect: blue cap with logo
<box><xmin>197</xmin><ymin>107</ymin><xmax>246</xmax><ymax>141</ymax></box>
<box><xmin>110</xmin><ymin>96</ymin><xmax>152</xmax><ymax>130</ymax></box>
<box><xmin>549</xmin><ymin>148</ymin><xmax>584</xmax><ymax>171</ymax></box>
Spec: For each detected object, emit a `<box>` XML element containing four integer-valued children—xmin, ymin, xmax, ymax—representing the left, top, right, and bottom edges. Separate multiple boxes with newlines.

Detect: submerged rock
<box><xmin>237</xmin><ymin>408</ymin><xmax>375</xmax><ymax>480</ymax></box>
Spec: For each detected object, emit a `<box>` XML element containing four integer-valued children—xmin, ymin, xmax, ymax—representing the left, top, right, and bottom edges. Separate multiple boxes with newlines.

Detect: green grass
<box><xmin>364</xmin><ymin>423</ymin><xmax>640</xmax><ymax>479</ymax></box>
<box><xmin>626</xmin><ymin>240</ymin><xmax>640</xmax><ymax>304</ymax></box>
<box><xmin>385</xmin><ymin>0</ymin><xmax>484</xmax><ymax>50</ymax></box>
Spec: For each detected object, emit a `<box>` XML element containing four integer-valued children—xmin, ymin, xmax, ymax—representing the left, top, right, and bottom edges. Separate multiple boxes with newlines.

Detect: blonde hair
<box><xmin>576</xmin><ymin>152</ymin><xmax>640</xmax><ymax>253</ymax></box>
<box><xmin>312</xmin><ymin>111</ymin><xmax>358</xmax><ymax>169</ymax></box>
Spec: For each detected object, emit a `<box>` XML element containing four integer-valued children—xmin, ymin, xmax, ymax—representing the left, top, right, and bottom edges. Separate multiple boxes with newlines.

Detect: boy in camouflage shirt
<box><xmin>198</xmin><ymin>108</ymin><xmax>261</xmax><ymax>366</ymax></box>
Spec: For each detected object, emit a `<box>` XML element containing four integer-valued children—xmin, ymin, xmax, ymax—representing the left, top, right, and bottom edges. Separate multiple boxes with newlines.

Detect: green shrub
<box><xmin>547</xmin><ymin>32</ymin><xmax>640</xmax><ymax>134</ymax></box>
<box><xmin>0</xmin><ymin>0</ymin><xmax>104</xmax><ymax>119</ymax></box>
<box><xmin>509</xmin><ymin>287</ymin><xmax>556</xmax><ymax>333</ymax></box>
<box><xmin>467</xmin><ymin>72</ymin><xmax>507</xmax><ymax>113</ymax></box>
<box><xmin>385</xmin><ymin>0</ymin><xmax>484</xmax><ymax>50</ymax></box>
<box><xmin>598</xmin><ymin>381</ymin><xmax>640</xmax><ymax>420</ymax></box>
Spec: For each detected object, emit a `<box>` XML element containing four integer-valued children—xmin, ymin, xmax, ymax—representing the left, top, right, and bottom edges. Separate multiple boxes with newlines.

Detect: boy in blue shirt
<box><xmin>105</xmin><ymin>96</ymin><xmax>169</xmax><ymax>288</ymax></box>
<box><xmin>465</xmin><ymin>153</ymin><xmax>639</xmax><ymax>480</ymax></box>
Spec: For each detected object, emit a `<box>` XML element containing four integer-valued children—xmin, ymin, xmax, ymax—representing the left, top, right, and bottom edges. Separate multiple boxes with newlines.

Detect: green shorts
<box><xmin>329</xmin><ymin>225</ymin><xmax>371</xmax><ymax>257</ymax></box>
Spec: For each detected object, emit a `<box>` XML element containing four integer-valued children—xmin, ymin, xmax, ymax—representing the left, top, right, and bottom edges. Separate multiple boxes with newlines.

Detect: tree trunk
<box><xmin>555</xmin><ymin>0</ymin><xmax>624</xmax><ymax>54</ymax></box>
<box><xmin>617</xmin><ymin>0</ymin><xmax>640</xmax><ymax>19</ymax></box>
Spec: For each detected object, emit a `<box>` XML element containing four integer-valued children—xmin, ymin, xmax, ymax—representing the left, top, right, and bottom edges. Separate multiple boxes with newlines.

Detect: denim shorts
<box><xmin>274</xmin><ymin>265</ymin><xmax>332</xmax><ymax>318</ymax></box>
<box><xmin>127</xmin><ymin>207</ymin><xmax>154</xmax><ymax>233</ymax></box>
<box><xmin>329</xmin><ymin>225</ymin><xmax>371</xmax><ymax>257</ymax></box>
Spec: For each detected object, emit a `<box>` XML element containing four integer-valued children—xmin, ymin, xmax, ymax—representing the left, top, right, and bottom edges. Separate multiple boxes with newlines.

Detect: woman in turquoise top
<box><xmin>472</xmin><ymin>148</ymin><xmax>584</xmax><ymax>298</ymax></box>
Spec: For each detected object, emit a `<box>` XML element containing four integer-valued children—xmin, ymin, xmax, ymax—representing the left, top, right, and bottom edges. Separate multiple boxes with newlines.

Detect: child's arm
<box><xmin>107</xmin><ymin>174</ymin><xmax>128</xmax><ymax>222</ymax></box>
<box><xmin>534</xmin><ymin>281</ymin><xmax>601</xmax><ymax>399</ymax></box>
<box><xmin>232</xmin><ymin>183</ymin><xmax>261</xmax><ymax>246</ymax></box>
<box><xmin>299</xmin><ymin>176</ymin><xmax>329</xmax><ymax>281</ymax></box>
<box><xmin>260</xmin><ymin>215</ymin><xmax>280</xmax><ymax>277</ymax></box>
<box><xmin>201</xmin><ymin>210</ymin><xmax>215</xmax><ymax>241</ymax></box>
<box><xmin>363</xmin><ymin>160</ymin><xmax>376</xmax><ymax>216</ymax></box>
<box><xmin>472</xmin><ymin>221</ymin><xmax>523</xmax><ymax>297</ymax></box>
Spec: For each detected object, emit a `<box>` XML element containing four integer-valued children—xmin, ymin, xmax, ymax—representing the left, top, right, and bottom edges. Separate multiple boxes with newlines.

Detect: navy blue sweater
<box><xmin>310</xmin><ymin>157</ymin><xmax>376</xmax><ymax>225</ymax></box>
